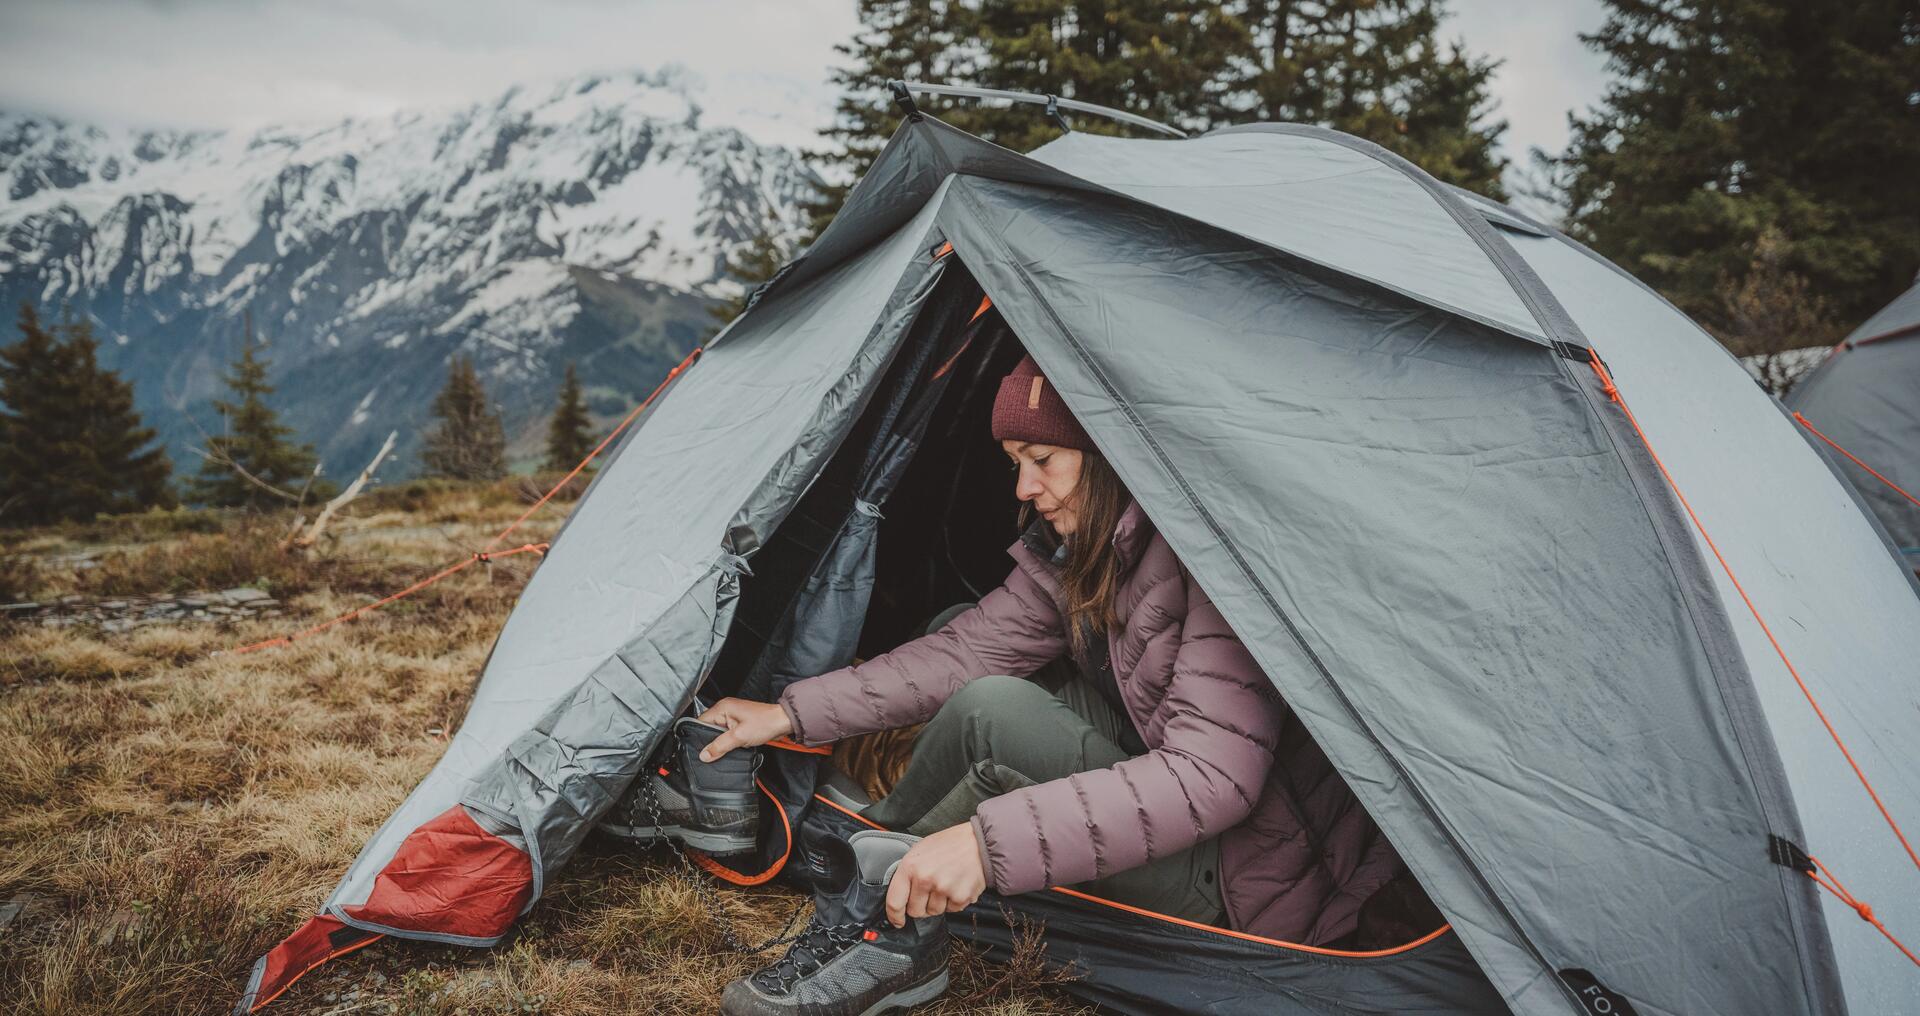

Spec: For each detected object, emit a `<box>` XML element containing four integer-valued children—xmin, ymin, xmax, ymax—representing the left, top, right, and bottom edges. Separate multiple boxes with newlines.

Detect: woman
<box><xmin>699</xmin><ymin>353</ymin><xmax>1403</xmax><ymax>942</ymax></box>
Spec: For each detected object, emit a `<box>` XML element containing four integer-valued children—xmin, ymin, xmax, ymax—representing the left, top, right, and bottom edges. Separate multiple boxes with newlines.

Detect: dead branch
<box><xmin>185</xmin><ymin>444</ymin><xmax>306</xmax><ymax>504</ymax></box>
<box><xmin>181</xmin><ymin>411</ymin><xmax>307</xmax><ymax>505</ymax></box>
<box><xmin>288</xmin><ymin>430</ymin><xmax>398</xmax><ymax>549</ymax></box>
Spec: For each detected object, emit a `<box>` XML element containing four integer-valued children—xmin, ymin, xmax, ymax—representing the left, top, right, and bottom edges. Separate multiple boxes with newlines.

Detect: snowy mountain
<box><xmin>0</xmin><ymin>69</ymin><xmax>820</xmax><ymax>480</ymax></box>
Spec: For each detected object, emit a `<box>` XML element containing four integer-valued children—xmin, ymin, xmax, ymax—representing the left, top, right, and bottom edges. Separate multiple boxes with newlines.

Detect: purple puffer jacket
<box><xmin>779</xmin><ymin>501</ymin><xmax>1404</xmax><ymax>944</ymax></box>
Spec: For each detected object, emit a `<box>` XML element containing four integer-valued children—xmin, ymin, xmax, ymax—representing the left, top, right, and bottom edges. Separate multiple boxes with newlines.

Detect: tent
<box><xmin>237</xmin><ymin>112</ymin><xmax>1920</xmax><ymax>1016</ymax></box>
<box><xmin>1783</xmin><ymin>275</ymin><xmax>1920</xmax><ymax>577</ymax></box>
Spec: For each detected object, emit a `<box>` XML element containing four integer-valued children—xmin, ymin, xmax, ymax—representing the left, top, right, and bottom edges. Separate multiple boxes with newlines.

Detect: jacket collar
<box><xmin>1017</xmin><ymin>498</ymin><xmax>1153</xmax><ymax>573</ymax></box>
<box><xmin>1110</xmin><ymin>498</ymin><xmax>1152</xmax><ymax>571</ymax></box>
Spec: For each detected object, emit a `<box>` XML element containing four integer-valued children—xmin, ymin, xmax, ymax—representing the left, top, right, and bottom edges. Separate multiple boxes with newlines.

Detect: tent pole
<box><xmin>891</xmin><ymin>80</ymin><xmax>1187</xmax><ymax>138</ymax></box>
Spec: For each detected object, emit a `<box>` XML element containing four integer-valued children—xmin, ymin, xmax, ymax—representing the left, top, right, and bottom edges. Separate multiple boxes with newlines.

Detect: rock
<box><xmin>0</xmin><ymin>892</ymin><xmax>43</xmax><ymax>933</ymax></box>
<box><xmin>2</xmin><ymin>602</ymin><xmax>43</xmax><ymax>614</ymax></box>
<box><xmin>218</xmin><ymin>588</ymin><xmax>269</xmax><ymax>604</ymax></box>
<box><xmin>176</xmin><ymin>596</ymin><xmax>210</xmax><ymax>608</ymax></box>
<box><xmin>99</xmin><ymin>600</ymin><xmax>128</xmax><ymax>610</ymax></box>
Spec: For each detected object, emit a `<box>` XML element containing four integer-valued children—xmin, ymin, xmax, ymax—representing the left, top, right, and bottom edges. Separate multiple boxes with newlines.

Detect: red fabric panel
<box><xmin>343</xmin><ymin>804</ymin><xmax>533</xmax><ymax>938</ymax></box>
<box><xmin>239</xmin><ymin>914</ymin><xmax>380</xmax><ymax>1012</ymax></box>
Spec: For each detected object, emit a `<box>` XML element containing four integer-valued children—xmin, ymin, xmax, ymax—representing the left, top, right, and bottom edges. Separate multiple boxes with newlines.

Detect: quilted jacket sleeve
<box><xmin>970</xmin><ymin>575</ymin><xmax>1281</xmax><ymax>896</ymax></box>
<box><xmin>778</xmin><ymin>556</ymin><xmax>1069</xmax><ymax>746</ymax></box>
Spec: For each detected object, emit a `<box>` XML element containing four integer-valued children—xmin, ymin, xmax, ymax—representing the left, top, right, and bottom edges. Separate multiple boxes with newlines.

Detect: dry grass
<box><xmin>0</xmin><ymin>481</ymin><xmax>1088</xmax><ymax>1015</ymax></box>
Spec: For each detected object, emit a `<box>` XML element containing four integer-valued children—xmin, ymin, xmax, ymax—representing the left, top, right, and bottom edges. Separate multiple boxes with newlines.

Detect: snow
<box><xmin>456</xmin><ymin>260</ymin><xmax>570</xmax><ymax>318</ymax></box>
<box><xmin>0</xmin><ymin>67</ymin><xmax>821</xmax><ymax>386</ymax></box>
<box><xmin>348</xmin><ymin>386</ymin><xmax>379</xmax><ymax>426</ymax></box>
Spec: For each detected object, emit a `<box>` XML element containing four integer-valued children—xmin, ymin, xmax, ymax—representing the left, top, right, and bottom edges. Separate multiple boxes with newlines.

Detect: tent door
<box><xmin>707</xmin><ymin>267</ymin><xmax>998</xmax><ymax>703</ymax></box>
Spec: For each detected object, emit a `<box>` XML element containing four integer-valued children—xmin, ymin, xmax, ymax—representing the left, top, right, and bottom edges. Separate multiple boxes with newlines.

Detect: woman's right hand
<box><xmin>693</xmin><ymin>697</ymin><xmax>794</xmax><ymax>762</ymax></box>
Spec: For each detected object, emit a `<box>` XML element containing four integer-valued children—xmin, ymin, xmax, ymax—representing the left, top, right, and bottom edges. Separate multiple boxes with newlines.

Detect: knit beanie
<box><xmin>991</xmin><ymin>354</ymin><xmax>1092</xmax><ymax>451</ymax></box>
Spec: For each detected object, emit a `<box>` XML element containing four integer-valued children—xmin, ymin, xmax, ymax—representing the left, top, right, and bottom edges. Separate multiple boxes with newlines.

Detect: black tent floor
<box><xmin>953</xmin><ymin>887</ymin><xmax>1508</xmax><ymax>1016</ymax></box>
<box><xmin>798</xmin><ymin>789</ymin><xmax>1507</xmax><ymax>1016</ymax></box>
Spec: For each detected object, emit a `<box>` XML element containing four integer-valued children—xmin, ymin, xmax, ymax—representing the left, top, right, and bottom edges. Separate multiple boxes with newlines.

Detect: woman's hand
<box><xmin>884</xmin><ymin>824</ymin><xmax>988</xmax><ymax>927</ymax></box>
<box><xmin>694</xmin><ymin>697</ymin><xmax>793</xmax><ymax>762</ymax></box>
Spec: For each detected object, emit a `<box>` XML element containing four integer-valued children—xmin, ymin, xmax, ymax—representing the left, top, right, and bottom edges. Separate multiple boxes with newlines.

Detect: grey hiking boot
<box><xmin>720</xmin><ymin>830</ymin><xmax>950</xmax><ymax>1016</ymax></box>
<box><xmin>602</xmin><ymin>717</ymin><xmax>761</xmax><ymax>855</ymax></box>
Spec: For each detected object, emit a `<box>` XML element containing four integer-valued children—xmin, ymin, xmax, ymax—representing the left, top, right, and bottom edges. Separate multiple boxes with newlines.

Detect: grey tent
<box><xmin>1784</xmin><ymin>275</ymin><xmax>1920</xmax><ymax>576</ymax></box>
<box><xmin>240</xmin><ymin>114</ymin><xmax>1920</xmax><ymax>1016</ymax></box>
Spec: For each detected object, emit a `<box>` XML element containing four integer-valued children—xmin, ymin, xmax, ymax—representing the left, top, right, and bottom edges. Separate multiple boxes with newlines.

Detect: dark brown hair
<box><xmin>1019</xmin><ymin>449</ymin><xmax>1130</xmax><ymax>656</ymax></box>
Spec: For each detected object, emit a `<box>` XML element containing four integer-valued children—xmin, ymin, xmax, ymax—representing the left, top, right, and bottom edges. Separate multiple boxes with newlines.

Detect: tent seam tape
<box><xmin>944</xmin><ymin>179</ymin><xmax>1582</xmax><ymax>1014</ymax></box>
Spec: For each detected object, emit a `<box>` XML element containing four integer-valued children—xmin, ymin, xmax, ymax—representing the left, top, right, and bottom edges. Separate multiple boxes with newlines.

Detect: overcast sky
<box><xmin>0</xmin><ymin>0</ymin><xmax>1609</xmax><ymax>163</ymax></box>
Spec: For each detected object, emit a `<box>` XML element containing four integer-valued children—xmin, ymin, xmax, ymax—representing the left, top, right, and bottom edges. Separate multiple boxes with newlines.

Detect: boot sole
<box><xmin>858</xmin><ymin>967</ymin><xmax>949</xmax><ymax>1016</ymax></box>
<box><xmin>599</xmin><ymin>823</ymin><xmax>757</xmax><ymax>856</ymax></box>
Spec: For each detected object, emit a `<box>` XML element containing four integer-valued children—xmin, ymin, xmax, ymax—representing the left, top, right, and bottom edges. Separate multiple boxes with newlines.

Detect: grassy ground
<box><xmin>0</xmin><ymin>481</ymin><xmax>1086</xmax><ymax>1015</ymax></box>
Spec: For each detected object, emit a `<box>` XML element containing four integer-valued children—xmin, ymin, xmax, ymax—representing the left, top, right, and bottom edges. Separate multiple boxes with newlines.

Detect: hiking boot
<box><xmin>720</xmin><ymin>830</ymin><xmax>950</xmax><ymax>1016</ymax></box>
<box><xmin>602</xmin><ymin>717</ymin><xmax>760</xmax><ymax>855</ymax></box>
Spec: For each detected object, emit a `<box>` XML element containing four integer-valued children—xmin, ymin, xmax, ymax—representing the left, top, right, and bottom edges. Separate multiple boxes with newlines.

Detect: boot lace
<box><xmin>749</xmin><ymin>917</ymin><xmax>869</xmax><ymax>994</ymax></box>
<box><xmin>634</xmin><ymin>729</ymin><xmax>807</xmax><ymax>955</ymax></box>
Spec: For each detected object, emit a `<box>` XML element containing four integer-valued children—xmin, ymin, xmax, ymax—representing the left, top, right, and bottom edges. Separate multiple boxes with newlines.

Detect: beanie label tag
<box><xmin>1028</xmin><ymin>376</ymin><xmax>1045</xmax><ymax>409</ymax></box>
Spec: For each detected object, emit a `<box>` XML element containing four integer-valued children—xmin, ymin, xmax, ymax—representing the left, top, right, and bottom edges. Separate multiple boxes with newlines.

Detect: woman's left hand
<box><xmin>884</xmin><ymin>824</ymin><xmax>988</xmax><ymax>927</ymax></box>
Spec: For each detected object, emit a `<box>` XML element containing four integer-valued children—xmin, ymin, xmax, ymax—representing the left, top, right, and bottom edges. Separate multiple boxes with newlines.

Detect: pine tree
<box><xmin>707</xmin><ymin>223</ymin><xmax>797</xmax><ymax>335</ymax></box>
<box><xmin>421</xmin><ymin>356</ymin><xmax>507</xmax><ymax>482</ymax></box>
<box><xmin>950</xmin><ymin>0</ymin><xmax>1246</xmax><ymax>153</ymax></box>
<box><xmin>1556</xmin><ymin>0</ymin><xmax>1920</xmax><ymax>332</ymax></box>
<box><xmin>810</xmin><ymin>0</ymin><xmax>971</xmax><ymax>235</ymax></box>
<box><xmin>1227</xmin><ymin>0</ymin><xmax>1508</xmax><ymax>195</ymax></box>
<box><xmin>810</xmin><ymin>0</ymin><xmax>1508</xmax><ymax>230</ymax></box>
<box><xmin>543</xmin><ymin>362</ymin><xmax>594</xmax><ymax>472</ymax></box>
<box><xmin>189</xmin><ymin>319</ymin><xmax>332</xmax><ymax>509</ymax></box>
<box><xmin>0</xmin><ymin>304</ymin><xmax>173</xmax><ymax>526</ymax></box>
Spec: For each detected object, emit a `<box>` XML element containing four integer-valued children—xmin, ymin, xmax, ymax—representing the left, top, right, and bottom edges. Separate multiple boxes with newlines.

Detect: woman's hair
<box><xmin>1019</xmin><ymin>449</ymin><xmax>1129</xmax><ymax>656</ymax></box>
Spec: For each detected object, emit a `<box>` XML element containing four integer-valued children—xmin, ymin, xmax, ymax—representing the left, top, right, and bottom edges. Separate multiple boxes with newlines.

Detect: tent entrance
<box><xmin>672</xmin><ymin>254</ymin><xmax>1495</xmax><ymax>1013</ymax></box>
<box><xmin>703</xmin><ymin>261</ymin><xmax>1022</xmax><ymax>703</ymax></box>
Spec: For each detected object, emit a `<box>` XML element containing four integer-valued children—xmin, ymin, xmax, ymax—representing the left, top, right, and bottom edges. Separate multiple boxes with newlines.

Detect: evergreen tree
<box><xmin>189</xmin><ymin>319</ymin><xmax>332</xmax><ymax>508</ymax></box>
<box><xmin>707</xmin><ymin>223</ymin><xmax>797</xmax><ymax>335</ymax></box>
<box><xmin>543</xmin><ymin>362</ymin><xmax>595</xmax><ymax>472</ymax></box>
<box><xmin>1556</xmin><ymin>0</ymin><xmax>1920</xmax><ymax>332</ymax></box>
<box><xmin>811</xmin><ymin>0</ymin><xmax>1507</xmax><ymax>230</ymax></box>
<box><xmin>1226</xmin><ymin>0</ymin><xmax>1508</xmax><ymax>195</ymax></box>
<box><xmin>810</xmin><ymin>0</ymin><xmax>970</xmax><ymax>235</ymax></box>
<box><xmin>0</xmin><ymin>304</ymin><xmax>173</xmax><ymax>526</ymax></box>
<box><xmin>421</xmin><ymin>356</ymin><xmax>507</xmax><ymax>482</ymax></box>
<box><xmin>950</xmin><ymin>0</ymin><xmax>1246</xmax><ymax>153</ymax></box>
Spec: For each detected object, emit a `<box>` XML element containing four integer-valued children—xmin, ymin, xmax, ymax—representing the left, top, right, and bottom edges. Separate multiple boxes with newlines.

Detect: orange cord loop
<box><xmin>1806</xmin><ymin>857</ymin><xmax>1918</xmax><ymax>966</ymax></box>
<box><xmin>1586</xmin><ymin>349</ymin><xmax>1620</xmax><ymax>402</ymax></box>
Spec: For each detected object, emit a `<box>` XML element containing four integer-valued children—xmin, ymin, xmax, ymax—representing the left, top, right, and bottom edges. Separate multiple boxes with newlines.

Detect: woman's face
<box><xmin>1002</xmin><ymin>440</ymin><xmax>1084</xmax><ymax>536</ymax></box>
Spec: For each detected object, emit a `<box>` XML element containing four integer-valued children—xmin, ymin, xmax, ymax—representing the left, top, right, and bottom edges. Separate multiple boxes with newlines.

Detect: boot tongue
<box><xmin>801</xmin><ymin>834</ymin><xmax>867</xmax><ymax>927</ymax></box>
<box><xmin>838</xmin><ymin>865</ymin><xmax>893</xmax><ymax>927</ymax></box>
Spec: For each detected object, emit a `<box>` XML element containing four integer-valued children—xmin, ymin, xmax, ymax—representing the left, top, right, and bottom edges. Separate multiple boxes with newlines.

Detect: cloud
<box><xmin>1445</xmin><ymin>0</ymin><xmax>1611</xmax><ymax>161</ymax></box>
<box><xmin>0</xmin><ymin>0</ymin><xmax>860</xmax><ymax>148</ymax></box>
<box><xmin>0</xmin><ymin>0</ymin><xmax>1606</xmax><ymax>163</ymax></box>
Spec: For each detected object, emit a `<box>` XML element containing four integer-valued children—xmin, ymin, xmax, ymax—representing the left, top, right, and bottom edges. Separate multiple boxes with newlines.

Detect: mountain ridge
<box><xmin>0</xmin><ymin>69</ymin><xmax>820</xmax><ymax>482</ymax></box>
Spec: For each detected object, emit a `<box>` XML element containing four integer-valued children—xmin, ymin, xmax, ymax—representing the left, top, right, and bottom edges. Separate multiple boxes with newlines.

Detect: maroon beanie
<box><xmin>991</xmin><ymin>355</ymin><xmax>1092</xmax><ymax>450</ymax></box>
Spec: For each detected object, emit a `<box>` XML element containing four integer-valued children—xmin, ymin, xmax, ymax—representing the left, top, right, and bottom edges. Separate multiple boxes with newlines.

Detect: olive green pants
<box><xmin>860</xmin><ymin>668</ymin><xmax>1225</xmax><ymax>925</ymax></box>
